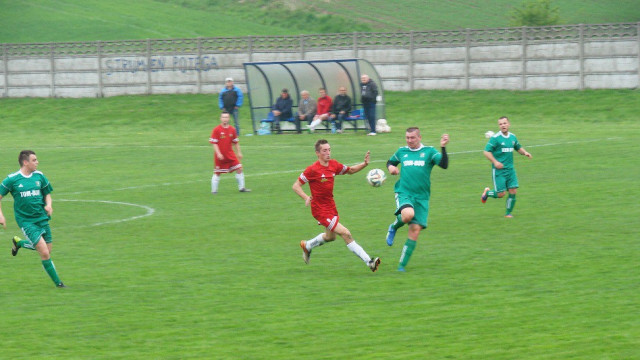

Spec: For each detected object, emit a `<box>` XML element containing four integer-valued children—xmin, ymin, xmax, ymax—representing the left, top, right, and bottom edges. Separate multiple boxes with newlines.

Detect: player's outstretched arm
<box><xmin>518</xmin><ymin>147</ymin><xmax>532</xmax><ymax>158</ymax></box>
<box><xmin>347</xmin><ymin>150</ymin><xmax>370</xmax><ymax>174</ymax></box>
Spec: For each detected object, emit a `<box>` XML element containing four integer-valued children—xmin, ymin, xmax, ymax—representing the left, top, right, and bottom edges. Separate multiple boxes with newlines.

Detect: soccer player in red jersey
<box><xmin>209</xmin><ymin>112</ymin><xmax>251</xmax><ymax>194</ymax></box>
<box><xmin>292</xmin><ymin>139</ymin><xmax>381</xmax><ymax>272</ymax></box>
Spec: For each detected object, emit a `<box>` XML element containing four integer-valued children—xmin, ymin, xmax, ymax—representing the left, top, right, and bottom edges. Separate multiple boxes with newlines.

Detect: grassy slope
<box><xmin>0</xmin><ymin>90</ymin><xmax>638</xmax><ymax>358</ymax></box>
<box><xmin>1</xmin><ymin>0</ymin><xmax>639</xmax><ymax>43</ymax></box>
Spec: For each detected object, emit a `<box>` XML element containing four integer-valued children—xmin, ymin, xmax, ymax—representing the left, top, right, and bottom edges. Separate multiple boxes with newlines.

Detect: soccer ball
<box><xmin>485</xmin><ymin>130</ymin><xmax>495</xmax><ymax>138</ymax></box>
<box><xmin>366</xmin><ymin>168</ymin><xmax>386</xmax><ymax>187</ymax></box>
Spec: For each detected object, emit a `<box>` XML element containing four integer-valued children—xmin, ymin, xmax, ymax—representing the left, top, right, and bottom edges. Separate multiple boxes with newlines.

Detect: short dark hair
<box><xmin>19</xmin><ymin>150</ymin><xmax>36</xmax><ymax>166</ymax></box>
<box><xmin>281</xmin><ymin>88</ymin><xmax>288</xmax><ymax>93</ymax></box>
<box><xmin>406</xmin><ymin>127</ymin><xmax>420</xmax><ymax>134</ymax></box>
<box><xmin>315</xmin><ymin>139</ymin><xmax>329</xmax><ymax>152</ymax></box>
<box><xmin>499</xmin><ymin>116</ymin><xmax>509</xmax><ymax>122</ymax></box>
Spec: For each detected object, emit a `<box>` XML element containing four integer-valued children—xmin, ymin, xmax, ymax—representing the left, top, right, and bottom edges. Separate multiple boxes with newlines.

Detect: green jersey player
<box><xmin>385</xmin><ymin>127</ymin><xmax>449</xmax><ymax>272</ymax></box>
<box><xmin>481</xmin><ymin>117</ymin><xmax>532</xmax><ymax>217</ymax></box>
<box><xmin>0</xmin><ymin>150</ymin><xmax>65</xmax><ymax>288</ymax></box>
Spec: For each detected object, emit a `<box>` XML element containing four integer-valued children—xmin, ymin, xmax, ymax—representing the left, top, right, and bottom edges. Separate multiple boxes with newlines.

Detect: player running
<box><xmin>480</xmin><ymin>116</ymin><xmax>532</xmax><ymax>217</ymax></box>
<box><xmin>293</xmin><ymin>139</ymin><xmax>381</xmax><ymax>272</ymax></box>
<box><xmin>385</xmin><ymin>128</ymin><xmax>449</xmax><ymax>272</ymax></box>
<box><xmin>0</xmin><ymin>150</ymin><xmax>66</xmax><ymax>288</ymax></box>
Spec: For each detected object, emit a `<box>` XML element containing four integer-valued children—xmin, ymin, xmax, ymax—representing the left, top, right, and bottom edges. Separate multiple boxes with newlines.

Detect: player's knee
<box><xmin>497</xmin><ymin>192</ymin><xmax>506</xmax><ymax>198</ymax></box>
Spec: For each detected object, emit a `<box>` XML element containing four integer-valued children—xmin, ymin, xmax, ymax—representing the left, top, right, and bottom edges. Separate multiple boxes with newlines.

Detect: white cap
<box><xmin>225</xmin><ymin>77</ymin><xmax>233</xmax><ymax>82</ymax></box>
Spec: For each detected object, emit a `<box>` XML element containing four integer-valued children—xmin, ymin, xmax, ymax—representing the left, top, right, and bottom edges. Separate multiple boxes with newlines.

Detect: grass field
<box><xmin>0</xmin><ymin>90</ymin><xmax>638</xmax><ymax>359</ymax></box>
<box><xmin>2</xmin><ymin>0</ymin><xmax>640</xmax><ymax>43</ymax></box>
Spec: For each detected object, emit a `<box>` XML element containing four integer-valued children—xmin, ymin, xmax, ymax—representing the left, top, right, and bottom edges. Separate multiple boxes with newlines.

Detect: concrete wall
<box><xmin>1</xmin><ymin>23</ymin><xmax>638</xmax><ymax>98</ymax></box>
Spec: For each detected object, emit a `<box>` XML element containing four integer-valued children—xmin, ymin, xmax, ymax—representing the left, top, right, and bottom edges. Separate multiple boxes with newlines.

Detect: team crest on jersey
<box><xmin>36</xmin><ymin>181</ymin><xmax>40</xmax><ymax>187</ymax></box>
<box><xmin>220</xmin><ymin>133</ymin><xmax>226</xmax><ymax>139</ymax></box>
<box><xmin>420</xmin><ymin>153</ymin><xmax>425</xmax><ymax>158</ymax></box>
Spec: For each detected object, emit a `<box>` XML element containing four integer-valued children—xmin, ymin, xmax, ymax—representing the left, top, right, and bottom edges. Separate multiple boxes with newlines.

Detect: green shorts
<box><xmin>492</xmin><ymin>168</ymin><xmax>519</xmax><ymax>193</ymax></box>
<box><xmin>394</xmin><ymin>192</ymin><xmax>429</xmax><ymax>229</ymax></box>
<box><xmin>19</xmin><ymin>220</ymin><xmax>52</xmax><ymax>249</ymax></box>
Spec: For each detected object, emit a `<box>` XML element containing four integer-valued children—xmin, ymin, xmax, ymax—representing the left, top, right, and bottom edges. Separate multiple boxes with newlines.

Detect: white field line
<box><xmin>48</xmin><ymin>137</ymin><xmax>619</xmax><ymax>196</ymax></box>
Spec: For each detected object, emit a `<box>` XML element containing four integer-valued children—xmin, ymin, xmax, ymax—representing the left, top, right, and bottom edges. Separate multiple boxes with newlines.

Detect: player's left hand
<box><xmin>44</xmin><ymin>205</ymin><xmax>53</xmax><ymax>216</ymax></box>
<box><xmin>364</xmin><ymin>150</ymin><xmax>370</xmax><ymax>165</ymax></box>
<box><xmin>441</xmin><ymin>134</ymin><xmax>449</xmax><ymax>147</ymax></box>
<box><xmin>524</xmin><ymin>151</ymin><xmax>532</xmax><ymax>158</ymax></box>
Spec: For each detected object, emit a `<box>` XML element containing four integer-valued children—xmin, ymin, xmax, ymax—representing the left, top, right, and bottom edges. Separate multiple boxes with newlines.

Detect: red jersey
<box><xmin>209</xmin><ymin>124</ymin><xmax>239</xmax><ymax>161</ymax></box>
<box><xmin>298</xmin><ymin>159</ymin><xmax>349</xmax><ymax>214</ymax></box>
<box><xmin>316</xmin><ymin>95</ymin><xmax>333</xmax><ymax>115</ymax></box>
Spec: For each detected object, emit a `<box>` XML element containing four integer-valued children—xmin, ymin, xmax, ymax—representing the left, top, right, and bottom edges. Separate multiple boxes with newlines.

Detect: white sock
<box><xmin>346</xmin><ymin>241</ymin><xmax>371</xmax><ymax>263</ymax></box>
<box><xmin>306</xmin><ymin>233</ymin><xmax>326</xmax><ymax>250</ymax></box>
<box><xmin>211</xmin><ymin>174</ymin><xmax>220</xmax><ymax>193</ymax></box>
<box><xmin>309</xmin><ymin>118</ymin><xmax>322</xmax><ymax>129</ymax></box>
<box><xmin>235</xmin><ymin>172</ymin><xmax>245</xmax><ymax>189</ymax></box>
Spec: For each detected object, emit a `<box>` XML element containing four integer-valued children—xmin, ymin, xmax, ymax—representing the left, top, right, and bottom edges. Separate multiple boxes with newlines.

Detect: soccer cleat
<box><xmin>11</xmin><ymin>236</ymin><xmax>20</xmax><ymax>256</ymax></box>
<box><xmin>211</xmin><ymin>191</ymin><xmax>217</xmax><ymax>195</ymax></box>
<box><xmin>239</xmin><ymin>188</ymin><xmax>251</xmax><ymax>193</ymax></box>
<box><xmin>481</xmin><ymin>187</ymin><xmax>490</xmax><ymax>203</ymax></box>
<box><xmin>505</xmin><ymin>214</ymin><xmax>514</xmax><ymax>218</ymax></box>
<box><xmin>56</xmin><ymin>282</ymin><xmax>67</xmax><ymax>288</ymax></box>
<box><xmin>367</xmin><ymin>132</ymin><xmax>377</xmax><ymax>136</ymax></box>
<box><xmin>300</xmin><ymin>240</ymin><xmax>311</xmax><ymax>264</ymax></box>
<box><xmin>385</xmin><ymin>224</ymin><xmax>396</xmax><ymax>246</ymax></box>
<box><xmin>397</xmin><ymin>266</ymin><xmax>406</xmax><ymax>272</ymax></box>
<box><xmin>368</xmin><ymin>257</ymin><xmax>381</xmax><ymax>272</ymax></box>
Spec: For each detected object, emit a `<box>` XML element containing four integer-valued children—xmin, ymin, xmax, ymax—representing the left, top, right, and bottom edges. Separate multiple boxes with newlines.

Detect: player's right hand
<box><xmin>494</xmin><ymin>161</ymin><xmax>504</xmax><ymax>169</ymax></box>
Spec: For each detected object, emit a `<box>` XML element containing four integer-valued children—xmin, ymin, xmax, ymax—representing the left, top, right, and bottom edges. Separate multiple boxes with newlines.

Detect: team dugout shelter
<box><xmin>243</xmin><ymin>59</ymin><xmax>385</xmax><ymax>134</ymax></box>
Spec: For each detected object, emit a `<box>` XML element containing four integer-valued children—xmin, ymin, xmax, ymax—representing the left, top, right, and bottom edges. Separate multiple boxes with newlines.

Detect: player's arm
<box><xmin>0</xmin><ymin>195</ymin><xmax>5</xmax><ymax>229</ymax></box>
<box><xmin>439</xmin><ymin>134</ymin><xmax>450</xmax><ymax>169</ymax></box>
<box><xmin>483</xmin><ymin>150</ymin><xmax>503</xmax><ymax>169</ymax></box>
<box><xmin>347</xmin><ymin>151</ymin><xmax>370</xmax><ymax>174</ymax></box>
<box><xmin>44</xmin><ymin>193</ymin><xmax>53</xmax><ymax>216</ymax></box>
<box><xmin>292</xmin><ymin>180</ymin><xmax>311</xmax><ymax>207</ymax></box>
<box><xmin>213</xmin><ymin>143</ymin><xmax>224</xmax><ymax>160</ymax></box>
<box><xmin>517</xmin><ymin>147</ymin><xmax>532</xmax><ymax>158</ymax></box>
<box><xmin>233</xmin><ymin>141</ymin><xmax>243</xmax><ymax>161</ymax></box>
<box><xmin>387</xmin><ymin>154</ymin><xmax>401</xmax><ymax>175</ymax></box>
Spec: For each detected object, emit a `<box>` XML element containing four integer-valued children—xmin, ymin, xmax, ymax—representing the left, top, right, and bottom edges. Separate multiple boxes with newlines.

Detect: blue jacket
<box><xmin>219</xmin><ymin>86</ymin><xmax>244</xmax><ymax>112</ymax></box>
<box><xmin>273</xmin><ymin>96</ymin><xmax>293</xmax><ymax>118</ymax></box>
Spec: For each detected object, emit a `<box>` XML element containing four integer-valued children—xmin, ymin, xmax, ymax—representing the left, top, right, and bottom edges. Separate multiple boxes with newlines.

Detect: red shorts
<box><xmin>215</xmin><ymin>158</ymin><xmax>241</xmax><ymax>174</ymax></box>
<box><xmin>312</xmin><ymin>209</ymin><xmax>340</xmax><ymax>231</ymax></box>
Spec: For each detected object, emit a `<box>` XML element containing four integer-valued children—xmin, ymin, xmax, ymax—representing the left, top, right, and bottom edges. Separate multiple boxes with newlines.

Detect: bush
<box><xmin>509</xmin><ymin>0</ymin><xmax>560</xmax><ymax>27</ymax></box>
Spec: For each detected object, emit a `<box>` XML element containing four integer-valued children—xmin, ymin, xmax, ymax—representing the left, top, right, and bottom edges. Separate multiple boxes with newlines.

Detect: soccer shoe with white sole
<box><xmin>505</xmin><ymin>214</ymin><xmax>514</xmax><ymax>218</ymax></box>
<box><xmin>300</xmin><ymin>240</ymin><xmax>311</xmax><ymax>264</ymax></box>
<box><xmin>239</xmin><ymin>188</ymin><xmax>251</xmax><ymax>193</ymax></box>
<box><xmin>386</xmin><ymin>224</ymin><xmax>396</xmax><ymax>246</ymax></box>
<box><xmin>56</xmin><ymin>282</ymin><xmax>67</xmax><ymax>288</ymax></box>
<box><xmin>368</xmin><ymin>257</ymin><xmax>381</xmax><ymax>272</ymax></box>
<box><xmin>397</xmin><ymin>266</ymin><xmax>406</xmax><ymax>272</ymax></box>
<box><xmin>481</xmin><ymin>187</ymin><xmax>490</xmax><ymax>203</ymax></box>
<box><xmin>11</xmin><ymin>236</ymin><xmax>20</xmax><ymax>256</ymax></box>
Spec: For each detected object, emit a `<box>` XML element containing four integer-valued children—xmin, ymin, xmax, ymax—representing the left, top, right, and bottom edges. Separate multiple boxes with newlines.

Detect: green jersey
<box><xmin>484</xmin><ymin>132</ymin><xmax>522</xmax><ymax>169</ymax></box>
<box><xmin>0</xmin><ymin>170</ymin><xmax>53</xmax><ymax>226</ymax></box>
<box><xmin>388</xmin><ymin>144</ymin><xmax>443</xmax><ymax>200</ymax></box>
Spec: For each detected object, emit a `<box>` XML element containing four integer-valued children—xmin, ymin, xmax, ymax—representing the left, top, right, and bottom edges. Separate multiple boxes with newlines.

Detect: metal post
<box><xmin>637</xmin><ymin>22</ymin><xmax>640</xmax><ymax>88</ymax></box>
<box><xmin>409</xmin><ymin>31</ymin><xmax>414</xmax><ymax>91</ymax></box>
<box><xmin>50</xmin><ymin>43</ymin><xmax>56</xmax><ymax>97</ymax></box>
<box><xmin>521</xmin><ymin>26</ymin><xmax>527</xmax><ymax>90</ymax></box>
<box><xmin>96</xmin><ymin>41</ymin><xmax>103</xmax><ymax>97</ymax></box>
<box><xmin>465</xmin><ymin>29</ymin><xmax>471</xmax><ymax>90</ymax></box>
<box><xmin>300</xmin><ymin>34</ymin><xmax>305</xmax><ymax>60</ymax></box>
<box><xmin>579</xmin><ymin>24</ymin><xmax>585</xmax><ymax>90</ymax></box>
<box><xmin>197</xmin><ymin>37</ymin><xmax>202</xmax><ymax>93</ymax></box>
<box><xmin>146</xmin><ymin>39</ymin><xmax>152</xmax><ymax>95</ymax></box>
<box><xmin>247</xmin><ymin>36</ymin><xmax>253</xmax><ymax>63</ymax></box>
<box><xmin>2</xmin><ymin>44</ymin><xmax>8</xmax><ymax>97</ymax></box>
<box><xmin>353</xmin><ymin>32</ymin><xmax>358</xmax><ymax>58</ymax></box>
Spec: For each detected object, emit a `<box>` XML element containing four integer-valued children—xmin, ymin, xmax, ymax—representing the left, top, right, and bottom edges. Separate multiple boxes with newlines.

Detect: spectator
<box><xmin>360</xmin><ymin>74</ymin><xmax>379</xmax><ymax>136</ymax></box>
<box><xmin>329</xmin><ymin>86</ymin><xmax>352</xmax><ymax>134</ymax></box>
<box><xmin>296</xmin><ymin>90</ymin><xmax>316</xmax><ymax>134</ymax></box>
<box><xmin>272</xmin><ymin>88</ymin><xmax>293</xmax><ymax>134</ymax></box>
<box><xmin>218</xmin><ymin>77</ymin><xmax>244</xmax><ymax>135</ymax></box>
<box><xmin>308</xmin><ymin>88</ymin><xmax>333</xmax><ymax>133</ymax></box>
